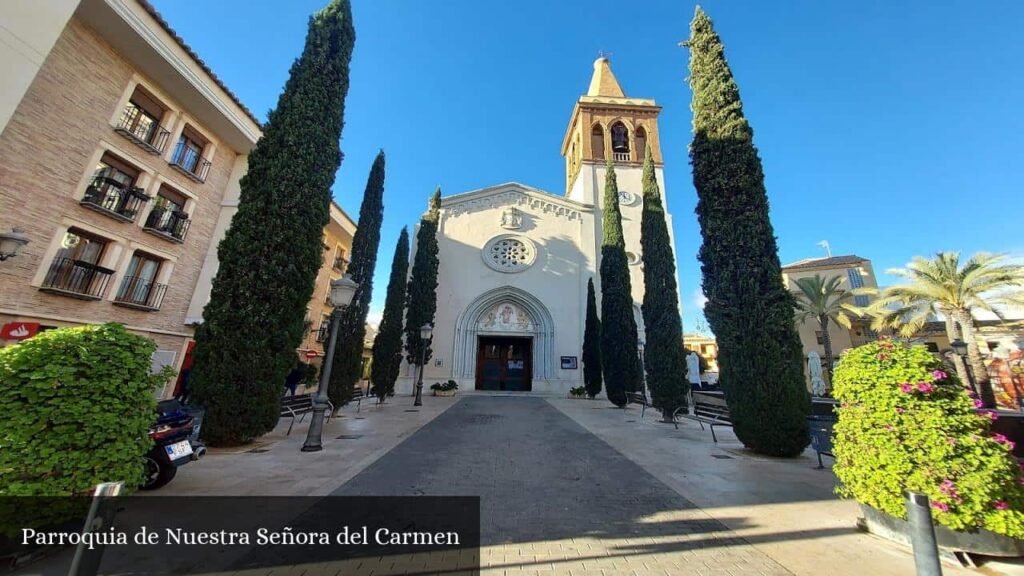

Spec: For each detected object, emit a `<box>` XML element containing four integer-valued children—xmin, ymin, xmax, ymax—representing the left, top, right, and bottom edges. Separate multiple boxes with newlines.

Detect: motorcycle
<box><xmin>142</xmin><ymin>399</ymin><xmax>206</xmax><ymax>490</ymax></box>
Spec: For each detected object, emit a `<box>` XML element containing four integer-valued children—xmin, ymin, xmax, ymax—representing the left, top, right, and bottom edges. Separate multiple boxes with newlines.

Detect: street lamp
<box><xmin>414</xmin><ymin>323</ymin><xmax>433</xmax><ymax>407</ymax></box>
<box><xmin>949</xmin><ymin>339</ymin><xmax>979</xmax><ymax>397</ymax></box>
<box><xmin>0</xmin><ymin>228</ymin><xmax>29</xmax><ymax>261</ymax></box>
<box><xmin>302</xmin><ymin>274</ymin><xmax>359</xmax><ymax>453</ymax></box>
<box><xmin>637</xmin><ymin>336</ymin><xmax>647</xmax><ymax>399</ymax></box>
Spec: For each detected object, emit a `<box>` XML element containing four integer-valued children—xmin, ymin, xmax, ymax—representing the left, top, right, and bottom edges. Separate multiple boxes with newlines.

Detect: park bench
<box><xmin>672</xmin><ymin>391</ymin><xmax>733</xmax><ymax>442</ymax></box>
<box><xmin>351</xmin><ymin>386</ymin><xmax>366</xmax><ymax>413</ymax></box>
<box><xmin>625</xmin><ymin>391</ymin><xmax>654</xmax><ymax>418</ymax></box>
<box><xmin>280</xmin><ymin>394</ymin><xmax>335</xmax><ymax>435</ymax></box>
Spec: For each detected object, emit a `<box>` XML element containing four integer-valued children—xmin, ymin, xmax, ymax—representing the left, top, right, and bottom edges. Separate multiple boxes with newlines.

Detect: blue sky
<box><xmin>152</xmin><ymin>0</ymin><xmax>1024</xmax><ymax>331</ymax></box>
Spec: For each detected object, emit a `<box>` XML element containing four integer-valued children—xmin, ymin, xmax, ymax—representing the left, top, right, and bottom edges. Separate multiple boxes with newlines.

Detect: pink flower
<box><xmin>878</xmin><ymin>353</ymin><xmax>890</xmax><ymax>361</ymax></box>
<box><xmin>983</xmin><ymin>410</ymin><xmax>1000</xmax><ymax>421</ymax></box>
<box><xmin>993</xmin><ymin>501</ymin><xmax>1010</xmax><ymax>511</ymax></box>
<box><xmin>916</xmin><ymin>382</ymin><xmax>935</xmax><ymax>393</ymax></box>
<box><xmin>930</xmin><ymin>501</ymin><xmax>950</xmax><ymax>513</ymax></box>
<box><xmin>974</xmin><ymin>399</ymin><xmax>985</xmax><ymax>408</ymax></box>
<box><xmin>896</xmin><ymin>407</ymin><xmax>906</xmax><ymax>414</ymax></box>
<box><xmin>931</xmin><ymin>370</ymin><xmax>948</xmax><ymax>381</ymax></box>
<box><xmin>946</xmin><ymin>437</ymin><xmax>957</xmax><ymax>445</ymax></box>
<box><xmin>900</xmin><ymin>383</ymin><xmax>914</xmax><ymax>393</ymax></box>
<box><xmin>884</xmin><ymin>425</ymin><xmax>895</xmax><ymax>431</ymax></box>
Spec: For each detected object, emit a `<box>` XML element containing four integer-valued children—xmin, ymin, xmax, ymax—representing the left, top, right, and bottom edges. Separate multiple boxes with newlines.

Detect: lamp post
<box><xmin>302</xmin><ymin>274</ymin><xmax>359</xmax><ymax>453</ymax></box>
<box><xmin>0</xmin><ymin>228</ymin><xmax>29</xmax><ymax>261</ymax></box>
<box><xmin>414</xmin><ymin>323</ymin><xmax>432</xmax><ymax>407</ymax></box>
<box><xmin>637</xmin><ymin>337</ymin><xmax>647</xmax><ymax>399</ymax></box>
<box><xmin>950</xmin><ymin>339</ymin><xmax>978</xmax><ymax>398</ymax></box>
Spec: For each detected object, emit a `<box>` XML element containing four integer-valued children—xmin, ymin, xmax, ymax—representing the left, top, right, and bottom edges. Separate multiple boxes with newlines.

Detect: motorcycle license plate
<box><xmin>165</xmin><ymin>440</ymin><xmax>193</xmax><ymax>461</ymax></box>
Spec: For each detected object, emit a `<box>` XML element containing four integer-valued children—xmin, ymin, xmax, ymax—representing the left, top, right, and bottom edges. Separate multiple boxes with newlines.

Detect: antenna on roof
<box><xmin>817</xmin><ymin>240</ymin><xmax>832</xmax><ymax>258</ymax></box>
<box><xmin>597</xmin><ymin>50</ymin><xmax>613</xmax><ymax>59</ymax></box>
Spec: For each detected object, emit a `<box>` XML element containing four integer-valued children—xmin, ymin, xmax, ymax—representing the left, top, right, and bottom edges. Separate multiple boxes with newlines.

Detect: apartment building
<box><xmin>781</xmin><ymin>255</ymin><xmax>879</xmax><ymax>369</ymax></box>
<box><xmin>0</xmin><ymin>0</ymin><xmax>261</xmax><ymax>387</ymax></box>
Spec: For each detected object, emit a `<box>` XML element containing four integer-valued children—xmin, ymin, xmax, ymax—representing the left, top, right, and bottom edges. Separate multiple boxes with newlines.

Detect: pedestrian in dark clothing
<box><xmin>284</xmin><ymin>366</ymin><xmax>304</xmax><ymax>396</ymax></box>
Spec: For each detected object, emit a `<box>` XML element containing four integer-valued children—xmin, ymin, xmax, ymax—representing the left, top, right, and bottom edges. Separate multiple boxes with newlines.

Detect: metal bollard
<box><xmin>905</xmin><ymin>492</ymin><xmax>943</xmax><ymax>576</ymax></box>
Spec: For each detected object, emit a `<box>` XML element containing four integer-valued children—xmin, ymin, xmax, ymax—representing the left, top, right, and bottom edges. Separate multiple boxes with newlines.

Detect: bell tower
<box><xmin>561</xmin><ymin>57</ymin><xmax>672</xmax><ymax>318</ymax></box>
<box><xmin>561</xmin><ymin>57</ymin><xmax>665</xmax><ymax>204</ymax></box>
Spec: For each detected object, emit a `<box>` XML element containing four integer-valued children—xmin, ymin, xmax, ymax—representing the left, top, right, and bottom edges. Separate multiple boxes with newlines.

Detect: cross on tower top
<box><xmin>597</xmin><ymin>50</ymin><xmax>613</xmax><ymax>60</ymax></box>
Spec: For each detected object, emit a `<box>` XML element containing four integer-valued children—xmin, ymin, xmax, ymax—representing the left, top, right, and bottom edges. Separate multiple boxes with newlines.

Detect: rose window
<box><xmin>482</xmin><ymin>235</ymin><xmax>536</xmax><ymax>273</ymax></box>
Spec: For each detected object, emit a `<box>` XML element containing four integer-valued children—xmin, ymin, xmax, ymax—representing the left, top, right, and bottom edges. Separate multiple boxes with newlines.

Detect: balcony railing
<box><xmin>114</xmin><ymin>275</ymin><xmax>167</xmax><ymax>311</ymax></box>
<box><xmin>316</xmin><ymin>323</ymin><xmax>330</xmax><ymax>343</ymax></box>
<box><xmin>333</xmin><ymin>255</ymin><xmax>348</xmax><ymax>272</ymax></box>
<box><xmin>613</xmin><ymin>151</ymin><xmax>631</xmax><ymax>162</ymax></box>
<box><xmin>144</xmin><ymin>206</ymin><xmax>190</xmax><ymax>242</ymax></box>
<box><xmin>40</xmin><ymin>257</ymin><xmax>114</xmax><ymax>300</ymax></box>
<box><xmin>80</xmin><ymin>177</ymin><xmax>150</xmax><ymax>222</ymax></box>
<box><xmin>169</xmin><ymin>142</ymin><xmax>211</xmax><ymax>183</ymax></box>
<box><xmin>114</xmin><ymin>103</ymin><xmax>170</xmax><ymax>155</ymax></box>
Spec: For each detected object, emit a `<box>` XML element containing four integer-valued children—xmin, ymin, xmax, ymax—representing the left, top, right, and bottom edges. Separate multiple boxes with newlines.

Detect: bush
<box><xmin>569</xmin><ymin>386</ymin><xmax>588</xmax><ymax>398</ymax></box>
<box><xmin>301</xmin><ymin>362</ymin><xmax>319</xmax><ymax>387</ymax></box>
<box><xmin>832</xmin><ymin>338</ymin><xmax>1024</xmax><ymax>538</ymax></box>
<box><xmin>430</xmin><ymin>380</ymin><xmax>458</xmax><ymax>392</ymax></box>
<box><xmin>0</xmin><ymin>323</ymin><xmax>168</xmax><ymax>496</ymax></box>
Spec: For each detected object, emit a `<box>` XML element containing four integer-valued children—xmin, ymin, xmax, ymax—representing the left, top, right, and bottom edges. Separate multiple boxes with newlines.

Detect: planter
<box><xmin>859</xmin><ymin>504</ymin><xmax>1024</xmax><ymax>557</ymax></box>
<box><xmin>432</xmin><ymin>390</ymin><xmax>456</xmax><ymax>397</ymax></box>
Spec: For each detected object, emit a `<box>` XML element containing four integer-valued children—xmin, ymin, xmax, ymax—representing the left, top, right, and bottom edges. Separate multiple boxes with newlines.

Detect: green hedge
<box><xmin>0</xmin><ymin>323</ymin><xmax>166</xmax><ymax>496</ymax></box>
<box><xmin>832</xmin><ymin>338</ymin><xmax>1024</xmax><ymax>538</ymax></box>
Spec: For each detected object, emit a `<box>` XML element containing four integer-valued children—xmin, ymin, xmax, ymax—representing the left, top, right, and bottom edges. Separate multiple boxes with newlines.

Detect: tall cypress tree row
<box><xmin>582</xmin><ymin>277</ymin><xmax>603</xmax><ymax>399</ymax></box>
<box><xmin>599</xmin><ymin>160</ymin><xmax>642</xmax><ymax>407</ymax></box>
<box><xmin>370</xmin><ymin>227</ymin><xmax>410</xmax><ymax>402</ymax></box>
<box><xmin>189</xmin><ymin>0</ymin><xmax>354</xmax><ymax>446</ymax></box>
<box><xmin>686</xmin><ymin>7</ymin><xmax>809</xmax><ymax>456</ymax></box>
<box><xmin>404</xmin><ymin>188</ymin><xmax>441</xmax><ymax>372</ymax></box>
<box><xmin>328</xmin><ymin>151</ymin><xmax>386</xmax><ymax>405</ymax></box>
<box><xmin>639</xmin><ymin>145</ymin><xmax>688</xmax><ymax>418</ymax></box>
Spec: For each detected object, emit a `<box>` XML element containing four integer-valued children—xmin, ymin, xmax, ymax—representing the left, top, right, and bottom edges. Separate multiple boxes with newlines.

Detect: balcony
<box><xmin>114</xmin><ymin>275</ymin><xmax>167</xmax><ymax>311</ymax></box>
<box><xmin>143</xmin><ymin>206</ymin><xmax>190</xmax><ymax>243</ymax></box>
<box><xmin>80</xmin><ymin>177</ymin><xmax>150</xmax><ymax>222</ymax></box>
<box><xmin>169</xmin><ymin>142</ymin><xmax>211</xmax><ymax>183</ymax></box>
<box><xmin>40</xmin><ymin>257</ymin><xmax>114</xmax><ymax>300</ymax></box>
<box><xmin>613</xmin><ymin>152</ymin><xmax>631</xmax><ymax>162</ymax></box>
<box><xmin>114</xmin><ymin>104</ymin><xmax>170</xmax><ymax>155</ymax></box>
<box><xmin>332</xmin><ymin>255</ymin><xmax>348</xmax><ymax>272</ymax></box>
<box><xmin>316</xmin><ymin>323</ymin><xmax>330</xmax><ymax>343</ymax></box>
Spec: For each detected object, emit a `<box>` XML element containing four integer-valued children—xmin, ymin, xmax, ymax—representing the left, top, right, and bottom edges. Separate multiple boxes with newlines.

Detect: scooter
<box><xmin>142</xmin><ymin>399</ymin><xmax>206</xmax><ymax>490</ymax></box>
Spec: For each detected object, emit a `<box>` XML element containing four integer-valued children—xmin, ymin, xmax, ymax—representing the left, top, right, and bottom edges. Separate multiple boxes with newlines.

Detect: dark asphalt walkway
<box><xmin>335</xmin><ymin>396</ymin><xmax>791</xmax><ymax>574</ymax></box>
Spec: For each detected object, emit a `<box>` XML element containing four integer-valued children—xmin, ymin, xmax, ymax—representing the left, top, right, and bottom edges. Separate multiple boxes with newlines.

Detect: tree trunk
<box><xmin>820</xmin><ymin>315</ymin><xmax>834</xmax><ymax>388</ymax></box>
<box><xmin>955</xmin><ymin>309</ymin><xmax>997</xmax><ymax>408</ymax></box>
<box><xmin>942</xmin><ymin>313</ymin><xmax>970</xmax><ymax>388</ymax></box>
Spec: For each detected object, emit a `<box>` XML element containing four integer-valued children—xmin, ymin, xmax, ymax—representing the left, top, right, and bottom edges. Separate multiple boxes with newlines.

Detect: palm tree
<box><xmin>792</xmin><ymin>274</ymin><xmax>865</xmax><ymax>385</ymax></box>
<box><xmin>868</xmin><ymin>252</ymin><xmax>1024</xmax><ymax>408</ymax></box>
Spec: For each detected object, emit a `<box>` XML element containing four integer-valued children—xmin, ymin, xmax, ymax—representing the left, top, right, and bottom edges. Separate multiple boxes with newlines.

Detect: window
<box><xmin>925</xmin><ymin>342</ymin><xmax>940</xmax><ymax>353</ymax></box>
<box><xmin>115</xmin><ymin>252</ymin><xmax>166</xmax><ymax>310</ymax></box>
<box><xmin>333</xmin><ymin>247</ymin><xmax>348</xmax><ymax>272</ymax></box>
<box><xmin>144</xmin><ymin>185</ymin><xmax>190</xmax><ymax>241</ymax></box>
<box><xmin>170</xmin><ymin>125</ymin><xmax>211</xmax><ymax>182</ymax></box>
<box><xmin>846</xmin><ymin>268</ymin><xmax>870</xmax><ymax>307</ymax></box>
<box><xmin>610</xmin><ymin>122</ymin><xmax>629</xmax><ymax>159</ymax></box>
<box><xmin>635</xmin><ymin>126</ymin><xmax>647</xmax><ymax>157</ymax></box>
<box><xmin>591</xmin><ymin>125</ymin><xmax>605</xmax><ymax>161</ymax></box>
<box><xmin>40</xmin><ymin>229</ymin><xmax>115</xmax><ymax>299</ymax></box>
<box><xmin>82</xmin><ymin>154</ymin><xmax>149</xmax><ymax>221</ymax></box>
<box><xmin>815</xmin><ymin>331</ymin><xmax>825</xmax><ymax>345</ymax></box>
<box><xmin>115</xmin><ymin>86</ymin><xmax>169</xmax><ymax>153</ymax></box>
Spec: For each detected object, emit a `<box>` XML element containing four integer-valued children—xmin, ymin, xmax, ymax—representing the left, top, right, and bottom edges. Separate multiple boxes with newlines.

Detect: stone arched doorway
<box><xmin>452</xmin><ymin>286</ymin><xmax>555</xmax><ymax>391</ymax></box>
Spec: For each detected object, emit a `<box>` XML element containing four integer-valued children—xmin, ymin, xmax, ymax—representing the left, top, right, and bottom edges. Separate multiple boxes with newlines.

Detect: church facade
<box><xmin>399</xmin><ymin>58</ymin><xmax>677</xmax><ymax>395</ymax></box>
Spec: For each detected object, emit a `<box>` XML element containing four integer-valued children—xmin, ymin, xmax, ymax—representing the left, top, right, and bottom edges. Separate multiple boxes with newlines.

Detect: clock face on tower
<box><xmin>618</xmin><ymin>190</ymin><xmax>638</xmax><ymax>206</ymax></box>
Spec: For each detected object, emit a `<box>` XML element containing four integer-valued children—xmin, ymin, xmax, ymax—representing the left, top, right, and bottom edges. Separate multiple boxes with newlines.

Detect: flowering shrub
<box><xmin>832</xmin><ymin>338</ymin><xmax>1024</xmax><ymax>538</ymax></box>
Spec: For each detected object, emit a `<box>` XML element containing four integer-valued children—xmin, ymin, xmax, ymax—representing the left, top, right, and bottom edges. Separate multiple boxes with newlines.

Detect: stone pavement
<box><xmin>336</xmin><ymin>396</ymin><xmax>793</xmax><ymax>575</ymax></box>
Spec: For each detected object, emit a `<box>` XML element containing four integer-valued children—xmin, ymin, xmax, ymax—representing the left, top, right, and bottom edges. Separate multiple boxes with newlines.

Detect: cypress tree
<box><xmin>639</xmin><ymin>145</ymin><xmax>688</xmax><ymax>418</ymax></box>
<box><xmin>189</xmin><ymin>0</ymin><xmax>354</xmax><ymax>446</ymax></box>
<box><xmin>328</xmin><ymin>151</ymin><xmax>386</xmax><ymax>405</ymax></box>
<box><xmin>404</xmin><ymin>189</ymin><xmax>441</xmax><ymax>371</ymax></box>
<box><xmin>582</xmin><ymin>277</ymin><xmax>603</xmax><ymax>398</ymax></box>
<box><xmin>599</xmin><ymin>160</ymin><xmax>642</xmax><ymax>407</ymax></box>
<box><xmin>686</xmin><ymin>7</ymin><xmax>809</xmax><ymax>456</ymax></box>
<box><xmin>370</xmin><ymin>227</ymin><xmax>410</xmax><ymax>402</ymax></box>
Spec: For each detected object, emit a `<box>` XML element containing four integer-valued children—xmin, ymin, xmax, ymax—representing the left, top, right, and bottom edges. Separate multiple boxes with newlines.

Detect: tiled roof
<box><xmin>138</xmin><ymin>0</ymin><xmax>262</xmax><ymax>128</ymax></box>
<box><xmin>782</xmin><ymin>255</ymin><xmax>867</xmax><ymax>271</ymax></box>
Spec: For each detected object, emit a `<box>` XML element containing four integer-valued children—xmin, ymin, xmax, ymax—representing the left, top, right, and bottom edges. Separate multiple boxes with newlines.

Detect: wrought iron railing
<box><xmin>170</xmin><ymin>141</ymin><xmax>211</xmax><ymax>182</ymax></box>
<box><xmin>316</xmin><ymin>323</ymin><xmax>330</xmax><ymax>343</ymax></box>
<box><xmin>114</xmin><ymin>103</ymin><xmax>170</xmax><ymax>154</ymax></box>
<box><xmin>114</xmin><ymin>275</ymin><xmax>167</xmax><ymax>310</ymax></box>
<box><xmin>144</xmin><ymin>206</ymin><xmax>190</xmax><ymax>241</ymax></box>
<box><xmin>41</xmin><ymin>257</ymin><xmax>114</xmax><ymax>299</ymax></box>
<box><xmin>81</xmin><ymin>177</ymin><xmax>149</xmax><ymax>221</ymax></box>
